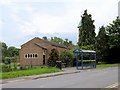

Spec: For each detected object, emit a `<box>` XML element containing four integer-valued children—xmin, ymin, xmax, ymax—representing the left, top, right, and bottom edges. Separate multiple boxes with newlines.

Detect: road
<box><xmin>2</xmin><ymin>67</ymin><xmax>119</xmax><ymax>88</ymax></box>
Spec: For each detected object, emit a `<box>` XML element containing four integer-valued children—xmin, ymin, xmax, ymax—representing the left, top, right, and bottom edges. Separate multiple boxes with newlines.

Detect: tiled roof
<box><xmin>21</xmin><ymin>37</ymin><xmax>69</xmax><ymax>49</ymax></box>
<box><xmin>34</xmin><ymin>43</ymin><xmax>47</xmax><ymax>50</ymax></box>
<box><xmin>36</xmin><ymin>37</ymin><xmax>68</xmax><ymax>49</ymax></box>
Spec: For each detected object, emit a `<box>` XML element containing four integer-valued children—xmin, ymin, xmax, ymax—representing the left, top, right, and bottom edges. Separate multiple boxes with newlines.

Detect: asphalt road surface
<box><xmin>2</xmin><ymin>67</ymin><xmax>119</xmax><ymax>88</ymax></box>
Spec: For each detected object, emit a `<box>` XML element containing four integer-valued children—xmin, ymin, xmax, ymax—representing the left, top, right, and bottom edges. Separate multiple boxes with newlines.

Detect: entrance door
<box><xmin>43</xmin><ymin>55</ymin><xmax>45</xmax><ymax>65</ymax></box>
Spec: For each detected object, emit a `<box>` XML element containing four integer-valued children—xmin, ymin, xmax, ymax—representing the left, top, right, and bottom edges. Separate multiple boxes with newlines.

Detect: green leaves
<box><xmin>42</xmin><ymin>36</ymin><xmax>48</xmax><ymax>40</ymax></box>
<box><xmin>7</xmin><ymin>46</ymin><xmax>20</xmax><ymax>57</ymax></box>
<box><xmin>95</xmin><ymin>26</ymin><xmax>108</xmax><ymax>62</ymax></box>
<box><xmin>106</xmin><ymin>17</ymin><xmax>120</xmax><ymax>49</ymax></box>
<box><xmin>59</xmin><ymin>50</ymin><xmax>74</xmax><ymax>67</ymax></box>
<box><xmin>78</xmin><ymin>9</ymin><xmax>96</xmax><ymax>46</ymax></box>
<box><xmin>42</xmin><ymin>36</ymin><xmax>73</xmax><ymax>47</ymax></box>
<box><xmin>48</xmin><ymin>49</ymin><xmax>59</xmax><ymax>67</ymax></box>
<box><xmin>95</xmin><ymin>17</ymin><xmax>120</xmax><ymax>63</ymax></box>
<box><xmin>0</xmin><ymin>42</ymin><xmax>20</xmax><ymax>59</ymax></box>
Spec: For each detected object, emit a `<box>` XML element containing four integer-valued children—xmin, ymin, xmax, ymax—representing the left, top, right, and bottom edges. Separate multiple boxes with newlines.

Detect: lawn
<box><xmin>1</xmin><ymin>66</ymin><xmax>63</xmax><ymax>79</ymax></box>
<box><xmin>96</xmin><ymin>63</ymin><xmax>119</xmax><ymax>68</ymax></box>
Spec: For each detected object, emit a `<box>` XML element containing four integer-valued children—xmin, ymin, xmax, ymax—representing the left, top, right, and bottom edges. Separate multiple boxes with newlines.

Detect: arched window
<box><xmin>30</xmin><ymin>54</ymin><xmax>32</xmax><ymax>58</ymax></box>
<box><xmin>33</xmin><ymin>54</ymin><xmax>35</xmax><ymax>58</ymax></box>
<box><xmin>24</xmin><ymin>54</ymin><xmax>38</xmax><ymax>58</ymax></box>
<box><xmin>25</xmin><ymin>54</ymin><xmax>27</xmax><ymax>58</ymax></box>
<box><xmin>28</xmin><ymin>54</ymin><xmax>30</xmax><ymax>58</ymax></box>
<box><xmin>35</xmin><ymin>54</ymin><xmax>38</xmax><ymax>58</ymax></box>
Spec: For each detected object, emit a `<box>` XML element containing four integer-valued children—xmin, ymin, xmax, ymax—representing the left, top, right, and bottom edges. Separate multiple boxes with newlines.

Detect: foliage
<box><xmin>106</xmin><ymin>17</ymin><xmax>120</xmax><ymax>63</ymax></box>
<box><xmin>1</xmin><ymin>42</ymin><xmax>8</xmax><ymax>59</ymax></box>
<box><xmin>4</xmin><ymin>57</ymin><xmax>11</xmax><ymax>64</ymax></box>
<box><xmin>59</xmin><ymin>50</ymin><xmax>74</xmax><ymax>67</ymax></box>
<box><xmin>78</xmin><ymin>9</ymin><xmax>96</xmax><ymax>46</ymax></box>
<box><xmin>2</xmin><ymin>65</ymin><xmax>12</xmax><ymax>72</ymax></box>
<box><xmin>42</xmin><ymin>36</ymin><xmax>73</xmax><ymax>47</ymax></box>
<box><xmin>7</xmin><ymin>46</ymin><xmax>20</xmax><ymax>57</ymax></box>
<box><xmin>106</xmin><ymin>17</ymin><xmax>120</xmax><ymax>49</ymax></box>
<box><xmin>50</xmin><ymin>36</ymin><xmax>64</xmax><ymax>45</ymax></box>
<box><xmin>42</xmin><ymin>36</ymin><xmax>48</xmax><ymax>40</ymax></box>
<box><xmin>1</xmin><ymin>62</ymin><xmax>20</xmax><ymax>72</ymax></box>
<box><xmin>0</xmin><ymin>42</ymin><xmax>20</xmax><ymax>61</ymax></box>
<box><xmin>95</xmin><ymin>26</ymin><xmax>109</xmax><ymax>62</ymax></box>
<box><xmin>48</xmin><ymin>49</ymin><xmax>59</xmax><ymax>67</ymax></box>
<box><xmin>94</xmin><ymin>17</ymin><xmax>120</xmax><ymax>63</ymax></box>
<box><xmin>63</xmin><ymin>38</ymin><xmax>73</xmax><ymax>47</ymax></box>
<box><xmin>50</xmin><ymin>36</ymin><xmax>73</xmax><ymax>47</ymax></box>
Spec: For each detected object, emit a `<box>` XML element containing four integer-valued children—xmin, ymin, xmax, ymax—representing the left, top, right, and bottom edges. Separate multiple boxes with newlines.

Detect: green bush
<box><xmin>4</xmin><ymin>57</ymin><xmax>11</xmax><ymax>64</ymax></box>
<box><xmin>2</xmin><ymin>65</ymin><xmax>12</xmax><ymax>72</ymax></box>
<box><xmin>48</xmin><ymin>49</ymin><xmax>59</xmax><ymax>67</ymax></box>
<box><xmin>59</xmin><ymin>50</ymin><xmax>74</xmax><ymax>67</ymax></box>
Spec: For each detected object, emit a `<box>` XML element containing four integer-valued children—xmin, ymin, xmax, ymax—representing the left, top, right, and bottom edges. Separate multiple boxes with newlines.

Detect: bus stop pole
<box><xmin>90</xmin><ymin>54</ymin><xmax>92</xmax><ymax>68</ymax></box>
<box><xmin>95</xmin><ymin>53</ymin><xmax>96</xmax><ymax>68</ymax></box>
<box><xmin>76</xmin><ymin>53</ymin><xmax>78</xmax><ymax>70</ymax></box>
<box><xmin>81</xmin><ymin>52</ymin><xmax>83</xmax><ymax>70</ymax></box>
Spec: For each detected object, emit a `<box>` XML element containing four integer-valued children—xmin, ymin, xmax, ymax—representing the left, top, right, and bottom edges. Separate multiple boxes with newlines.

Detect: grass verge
<box><xmin>1</xmin><ymin>66</ymin><xmax>63</xmax><ymax>79</ymax></box>
<box><xmin>96</xmin><ymin>63</ymin><xmax>119</xmax><ymax>68</ymax></box>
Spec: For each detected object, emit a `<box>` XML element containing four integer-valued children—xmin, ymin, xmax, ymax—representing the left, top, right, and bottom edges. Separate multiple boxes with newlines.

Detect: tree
<box><xmin>1</xmin><ymin>42</ymin><xmax>8</xmax><ymax>59</ymax></box>
<box><xmin>50</xmin><ymin>36</ymin><xmax>73</xmax><ymax>46</ymax></box>
<box><xmin>106</xmin><ymin>17</ymin><xmax>120</xmax><ymax>49</ymax></box>
<box><xmin>48</xmin><ymin>49</ymin><xmax>59</xmax><ymax>67</ymax></box>
<box><xmin>59</xmin><ymin>50</ymin><xmax>74</xmax><ymax>67</ymax></box>
<box><xmin>42</xmin><ymin>36</ymin><xmax>48</xmax><ymax>40</ymax></box>
<box><xmin>78</xmin><ymin>9</ymin><xmax>96</xmax><ymax>46</ymax></box>
<box><xmin>63</xmin><ymin>38</ymin><xmax>73</xmax><ymax>47</ymax></box>
<box><xmin>95</xmin><ymin>26</ymin><xmax>109</xmax><ymax>63</ymax></box>
<box><xmin>50</xmin><ymin>36</ymin><xmax>64</xmax><ymax>45</ymax></box>
<box><xmin>106</xmin><ymin>17</ymin><xmax>120</xmax><ymax>63</ymax></box>
<box><xmin>63</xmin><ymin>38</ymin><xmax>69</xmax><ymax>46</ymax></box>
<box><xmin>7</xmin><ymin>47</ymin><xmax>20</xmax><ymax>57</ymax></box>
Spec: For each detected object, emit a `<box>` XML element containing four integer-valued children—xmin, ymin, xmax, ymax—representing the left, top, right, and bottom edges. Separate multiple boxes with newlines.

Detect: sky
<box><xmin>0</xmin><ymin>0</ymin><xmax>119</xmax><ymax>48</ymax></box>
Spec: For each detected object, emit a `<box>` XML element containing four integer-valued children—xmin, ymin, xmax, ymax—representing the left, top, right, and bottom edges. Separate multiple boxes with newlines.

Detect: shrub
<box><xmin>2</xmin><ymin>65</ymin><xmax>12</xmax><ymax>72</ymax></box>
<box><xmin>4</xmin><ymin>57</ymin><xmax>11</xmax><ymax>64</ymax></box>
<box><xmin>48</xmin><ymin>49</ymin><xmax>59</xmax><ymax>67</ymax></box>
<box><xmin>59</xmin><ymin>50</ymin><xmax>74</xmax><ymax>67</ymax></box>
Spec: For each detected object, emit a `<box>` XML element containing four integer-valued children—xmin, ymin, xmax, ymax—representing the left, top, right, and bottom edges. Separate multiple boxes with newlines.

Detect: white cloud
<box><xmin>25</xmin><ymin>7</ymin><xmax>34</xmax><ymax>12</ymax></box>
<box><xmin>64</xmin><ymin>0</ymin><xmax>119</xmax><ymax>34</ymax></box>
<box><xmin>18</xmin><ymin>14</ymin><xmax>66</xmax><ymax>36</ymax></box>
<box><xmin>10</xmin><ymin>0</ymin><xmax>119</xmax><ymax>36</ymax></box>
<box><xmin>0</xmin><ymin>21</ymin><xmax>3</xmax><ymax>40</ymax></box>
<box><xmin>1</xmin><ymin>0</ymin><xmax>120</xmax><ymax>46</ymax></box>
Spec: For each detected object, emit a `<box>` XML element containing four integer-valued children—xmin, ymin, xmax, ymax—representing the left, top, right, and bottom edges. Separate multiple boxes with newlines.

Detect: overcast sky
<box><xmin>0</xmin><ymin>0</ymin><xmax>119</xmax><ymax>48</ymax></box>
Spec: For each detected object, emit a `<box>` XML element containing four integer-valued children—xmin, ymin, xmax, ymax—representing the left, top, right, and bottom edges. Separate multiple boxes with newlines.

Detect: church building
<box><xmin>19</xmin><ymin>37</ymin><xmax>70</xmax><ymax>66</ymax></box>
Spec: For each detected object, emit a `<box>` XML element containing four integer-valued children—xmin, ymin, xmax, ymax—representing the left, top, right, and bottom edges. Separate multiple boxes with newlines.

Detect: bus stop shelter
<box><xmin>73</xmin><ymin>49</ymin><xmax>96</xmax><ymax>70</ymax></box>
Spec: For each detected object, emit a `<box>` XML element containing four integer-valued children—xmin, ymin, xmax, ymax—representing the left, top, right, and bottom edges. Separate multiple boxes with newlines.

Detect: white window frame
<box><xmin>24</xmin><ymin>53</ymin><xmax>38</xmax><ymax>58</ymax></box>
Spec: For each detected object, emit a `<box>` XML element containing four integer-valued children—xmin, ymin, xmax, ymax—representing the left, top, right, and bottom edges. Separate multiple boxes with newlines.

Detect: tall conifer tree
<box><xmin>95</xmin><ymin>26</ymin><xmax>108</xmax><ymax>62</ymax></box>
<box><xmin>78</xmin><ymin>9</ymin><xmax>96</xmax><ymax>46</ymax></box>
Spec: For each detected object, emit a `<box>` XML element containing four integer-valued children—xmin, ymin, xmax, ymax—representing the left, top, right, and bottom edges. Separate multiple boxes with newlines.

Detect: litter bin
<box><xmin>56</xmin><ymin>61</ymin><xmax>62</xmax><ymax>70</ymax></box>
